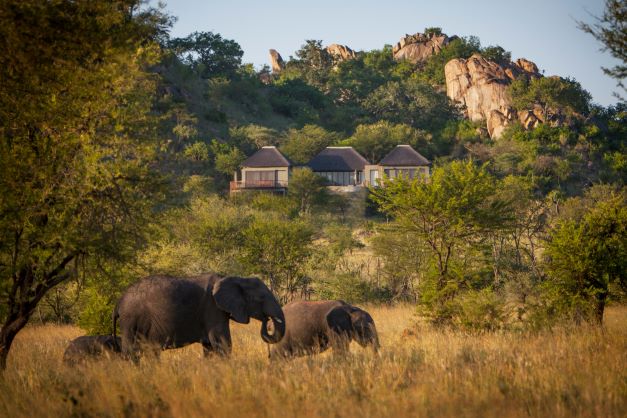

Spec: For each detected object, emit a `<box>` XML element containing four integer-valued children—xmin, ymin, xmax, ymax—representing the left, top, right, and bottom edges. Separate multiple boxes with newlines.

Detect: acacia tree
<box><xmin>287</xmin><ymin>167</ymin><xmax>329</xmax><ymax>215</ymax></box>
<box><xmin>240</xmin><ymin>218</ymin><xmax>314</xmax><ymax>303</ymax></box>
<box><xmin>544</xmin><ymin>188</ymin><xmax>626</xmax><ymax>325</ymax></box>
<box><xmin>0</xmin><ymin>0</ymin><xmax>168</xmax><ymax>369</ymax></box>
<box><xmin>370</xmin><ymin>160</ymin><xmax>513</xmax><ymax>321</ymax></box>
<box><xmin>168</xmin><ymin>31</ymin><xmax>243</xmax><ymax>78</ymax></box>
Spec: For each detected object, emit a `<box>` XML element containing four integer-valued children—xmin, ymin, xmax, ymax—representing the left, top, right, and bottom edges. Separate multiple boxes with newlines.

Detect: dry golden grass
<box><xmin>1</xmin><ymin>305</ymin><xmax>626</xmax><ymax>418</ymax></box>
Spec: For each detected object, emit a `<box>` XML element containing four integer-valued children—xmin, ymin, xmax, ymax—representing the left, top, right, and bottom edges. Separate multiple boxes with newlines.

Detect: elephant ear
<box><xmin>349</xmin><ymin>308</ymin><xmax>373</xmax><ymax>334</ymax></box>
<box><xmin>212</xmin><ymin>277</ymin><xmax>250</xmax><ymax>324</ymax></box>
<box><xmin>326</xmin><ymin>306</ymin><xmax>353</xmax><ymax>336</ymax></box>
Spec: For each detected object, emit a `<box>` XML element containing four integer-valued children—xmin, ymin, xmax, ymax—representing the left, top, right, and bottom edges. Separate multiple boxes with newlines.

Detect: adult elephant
<box><xmin>270</xmin><ymin>300</ymin><xmax>379</xmax><ymax>358</ymax></box>
<box><xmin>113</xmin><ymin>274</ymin><xmax>285</xmax><ymax>359</ymax></box>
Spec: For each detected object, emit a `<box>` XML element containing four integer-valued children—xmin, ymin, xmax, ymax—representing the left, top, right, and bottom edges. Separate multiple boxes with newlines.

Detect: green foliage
<box><xmin>371</xmin><ymin>229</ymin><xmax>424</xmax><ymax>301</ymax></box>
<box><xmin>363</xmin><ymin>78</ymin><xmax>458</xmax><ymax>131</ymax></box>
<box><xmin>417</xmin><ymin>36</ymin><xmax>481</xmax><ymax>85</ymax></box>
<box><xmin>182</xmin><ymin>175</ymin><xmax>216</xmax><ymax>198</ymax></box>
<box><xmin>371</xmin><ymin>160</ymin><xmax>514</xmax><ymax>325</ymax></box>
<box><xmin>290</xmin><ymin>40</ymin><xmax>333</xmax><ymax>87</ymax></box>
<box><xmin>141</xmin><ymin>196</ymin><xmax>252</xmax><ymax>276</ymax></box>
<box><xmin>424</xmin><ymin>27</ymin><xmax>443</xmax><ymax>36</ymax></box>
<box><xmin>183</xmin><ymin>141</ymin><xmax>210</xmax><ymax>161</ymax></box>
<box><xmin>343</xmin><ymin>121</ymin><xmax>430</xmax><ymax>163</ymax></box>
<box><xmin>481</xmin><ymin>45</ymin><xmax>511</xmax><ymax>64</ymax></box>
<box><xmin>77</xmin><ymin>287</ymin><xmax>116</xmax><ymax>335</ymax></box>
<box><xmin>269</xmin><ymin>78</ymin><xmax>327</xmax><ymax>123</ymax></box>
<box><xmin>324</xmin><ymin>224</ymin><xmax>364</xmax><ymax>257</ymax></box>
<box><xmin>168</xmin><ymin>31</ymin><xmax>243</xmax><ymax>78</ymax></box>
<box><xmin>0</xmin><ymin>0</ymin><xmax>169</xmax><ymax>365</ymax></box>
<box><xmin>214</xmin><ymin>147</ymin><xmax>246</xmax><ymax>176</ymax></box>
<box><xmin>315</xmin><ymin>273</ymin><xmax>389</xmax><ymax>304</ymax></box>
<box><xmin>248</xmin><ymin>193</ymin><xmax>299</xmax><ymax>219</ymax></box>
<box><xmin>288</xmin><ymin>167</ymin><xmax>329</xmax><ymax>215</ymax></box>
<box><xmin>229</xmin><ymin>125</ymin><xmax>280</xmax><ymax>154</ymax></box>
<box><xmin>454</xmin><ymin>288</ymin><xmax>506</xmax><ymax>331</ymax></box>
<box><xmin>327</xmin><ymin>52</ymin><xmax>388</xmax><ymax>108</ymax></box>
<box><xmin>509</xmin><ymin>76</ymin><xmax>592</xmax><ymax>118</ymax></box>
<box><xmin>37</xmin><ymin>280</ymin><xmax>83</xmax><ymax>324</ymax></box>
<box><xmin>543</xmin><ymin>187</ymin><xmax>626</xmax><ymax>324</ymax></box>
<box><xmin>281</xmin><ymin>125</ymin><xmax>341</xmax><ymax>164</ymax></box>
<box><xmin>173</xmin><ymin>123</ymin><xmax>198</xmax><ymax>142</ymax></box>
<box><xmin>240</xmin><ymin>217</ymin><xmax>315</xmax><ymax>301</ymax></box>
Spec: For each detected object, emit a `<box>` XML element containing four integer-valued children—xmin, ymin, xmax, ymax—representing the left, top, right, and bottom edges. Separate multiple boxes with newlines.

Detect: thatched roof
<box><xmin>241</xmin><ymin>146</ymin><xmax>291</xmax><ymax>168</ymax></box>
<box><xmin>379</xmin><ymin>145</ymin><xmax>430</xmax><ymax>166</ymax></box>
<box><xmin>307</xmin><ymin>147</ymin><xmax>370</xmax><ymax>171</ymax></box>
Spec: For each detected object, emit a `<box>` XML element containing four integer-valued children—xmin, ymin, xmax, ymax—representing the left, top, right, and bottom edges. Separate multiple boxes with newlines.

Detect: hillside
<box><xmin>156</xmin><ymin>28</ymin><xmax>625</xmax><ymax>198</ymax></box>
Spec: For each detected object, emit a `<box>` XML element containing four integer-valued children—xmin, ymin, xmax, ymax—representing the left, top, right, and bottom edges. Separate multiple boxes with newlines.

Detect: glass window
<box><xmin>369</xmin><ymin>169</ymin><xmax>379</xmax><ymax>185</ymax></box>
<box><xmin>317</xmin><ymin>171</ymin><xmax>358</xmax><ymax>185</ymax></box>
<box><xmin>384</xmin><ymin>169</ymin><xmax>397</xmax><ymax>179</ymax></box>
<box><xmin>247</xmin><ymin>170</ymin><xmax>276</xmax><ymax>184</ymax></box>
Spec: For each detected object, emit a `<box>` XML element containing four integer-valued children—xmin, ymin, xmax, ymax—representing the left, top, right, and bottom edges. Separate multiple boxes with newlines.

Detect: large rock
<box><xmin>325</xmin><ymin>44</ymin><xmax>356</xmax><ymax>61</ymax></box>
<box><xmin>269</xmin><ymin>49</ymin><xmax>285</xmax><ymax>73</ymax></box>
<box><xmin>445</xmin><ymin>53</ymin><xmax>541</xmax><ymax>138</ymax></box>
<box><xmin>393</xmin><ymin>32</ymin><xmax>456</xmax><ymax>64</ymax></box>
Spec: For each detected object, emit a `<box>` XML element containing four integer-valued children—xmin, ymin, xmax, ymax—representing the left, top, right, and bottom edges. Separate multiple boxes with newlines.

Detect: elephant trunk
<box><xmin>260</xmin><ymin>315</ymin><xmax>285</xmax><ymax>344</ymax></box>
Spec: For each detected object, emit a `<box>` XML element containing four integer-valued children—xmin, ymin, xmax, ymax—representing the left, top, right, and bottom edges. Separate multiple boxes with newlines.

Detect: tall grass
<box><xmin>1</xmin><ymin>305</ymin><xmax>625</xmax><ymax>417</ymax></box>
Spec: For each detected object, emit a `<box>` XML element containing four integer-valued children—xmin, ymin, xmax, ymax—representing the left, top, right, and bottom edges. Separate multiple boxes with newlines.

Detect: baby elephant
<box><xmin>63</xmin><ymin>335</ymin><xmax>121</xmax><ymax>364</ymax></box>
<box><xmin>270</xmin><ymin>300</ymin><xmax>379</xmax><ymax>358</ymax></box>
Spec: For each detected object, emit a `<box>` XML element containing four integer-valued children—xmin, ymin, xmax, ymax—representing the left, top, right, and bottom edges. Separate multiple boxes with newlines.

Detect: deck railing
<box><xmin>230</xmin><ymin>180</ymin><xmax>289</xmax><ymax>192</ymax></box>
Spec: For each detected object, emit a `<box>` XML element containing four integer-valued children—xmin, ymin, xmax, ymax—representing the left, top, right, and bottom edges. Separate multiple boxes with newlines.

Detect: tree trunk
<box><xmin>0</xmin><ymin>314</ymin><xmax>30</xmax><ymax>370</ymax></box>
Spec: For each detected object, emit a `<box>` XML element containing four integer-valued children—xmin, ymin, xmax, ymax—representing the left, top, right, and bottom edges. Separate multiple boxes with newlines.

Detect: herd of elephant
<box><xmin>63</xmin><ymin>274</ymin><xmax>379</xmax><ymax>364</ymax></box>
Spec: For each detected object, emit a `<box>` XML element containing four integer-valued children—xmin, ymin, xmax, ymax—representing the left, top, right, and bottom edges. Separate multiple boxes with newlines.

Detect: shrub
<box><xmin>315</xmin><ymin>273</ymin><xmax>390</xmax><ymax>304</ymax></box>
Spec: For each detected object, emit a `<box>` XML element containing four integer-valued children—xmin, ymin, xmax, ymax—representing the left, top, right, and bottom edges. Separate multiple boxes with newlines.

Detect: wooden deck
<box><xmin>229</xmin><ymin>180</ymin><xmax>288</xmax><ymax>193</ymax></box>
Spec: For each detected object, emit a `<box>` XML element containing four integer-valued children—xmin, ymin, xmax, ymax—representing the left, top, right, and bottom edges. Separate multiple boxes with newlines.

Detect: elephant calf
<box><xmin>63</xmin><ymin>335</ymin><xmax>121</xmax><ymax>364</ymax></box>
<box><xmin>270</xmin><ymin>300</ymin><xmax>379</xmax><ymax>358</ymax></box>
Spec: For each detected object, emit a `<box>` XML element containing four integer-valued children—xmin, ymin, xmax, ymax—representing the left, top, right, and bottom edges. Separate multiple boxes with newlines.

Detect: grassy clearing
<box><xmin>1</xmin><ymin>305</ymin><xmax>625</xmax><ymax>418</ymax></box>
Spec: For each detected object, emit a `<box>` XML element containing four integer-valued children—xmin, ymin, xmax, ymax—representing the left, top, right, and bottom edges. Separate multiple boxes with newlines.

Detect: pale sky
<box><xmin>162</xmin><ymin>0</ymin><xmax>622</xmax><ymax>107</ymax></box>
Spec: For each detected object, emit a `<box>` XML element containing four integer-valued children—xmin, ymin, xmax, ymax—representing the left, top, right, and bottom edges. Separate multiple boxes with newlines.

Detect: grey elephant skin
<box><xmin>113</xmin><ymin>274</ymin><xmax>285</xmax><ymax>359</ymax></box>
<box><xmin>270</xmin><ymin>300</ymin><xmax>379</xmax><ymax>358</ymax></box>
<box><xmin>63</xmin><ymin>335</ymin><xmax>121</xmax><ymax>364</ymax></box>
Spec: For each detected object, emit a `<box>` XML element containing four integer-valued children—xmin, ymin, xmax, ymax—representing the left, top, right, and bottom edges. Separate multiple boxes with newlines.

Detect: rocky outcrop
<box><xmin>269</xmin><ymin>49</ymin><xmax>285</xmax><ymax>73</ymax></box>
<box><xmin>393</xmin><ymin>32</ymin><xmax>456</xmax><ymax>64</ymax></box>
<box><xmin>325</xmin><ymin>44</ymin><xmax>356</xmax><ymax>61</ymax></box>
<box><xmin>445</xmin><ymin>53</ymin><xmax>542</xmax><ymax>138</ymax></box>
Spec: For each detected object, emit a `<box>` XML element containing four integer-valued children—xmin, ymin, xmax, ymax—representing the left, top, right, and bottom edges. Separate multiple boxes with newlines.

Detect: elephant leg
<box><xmin>201</xmin><ymin>338</ymin><xmax>226</xmax><ymax>357</ymax></box>
<box><xmin>121</xmin><ymin>327</ymin><xmax>141</xmax><ymax>363</ymax></box>
<box><xmin>205</xmin><ymin>326</ymin><xmax>232</xmax><ymax>357</ymax></box>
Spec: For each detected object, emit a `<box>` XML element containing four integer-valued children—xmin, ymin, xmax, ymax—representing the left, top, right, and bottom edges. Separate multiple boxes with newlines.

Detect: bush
<box><xmin>454</xmin><ymin>288</ymin><xmax>506</xmax><ymax>331</ymax></box>
<box><xmin>77</xmin><ymin>287</ymin><xmax>117</xmax><ymax>335</ymax></box>
<box><xmin>315</xmin><ymin>273</ymin><xmax>390</xmax><ymax>304</ymax></box>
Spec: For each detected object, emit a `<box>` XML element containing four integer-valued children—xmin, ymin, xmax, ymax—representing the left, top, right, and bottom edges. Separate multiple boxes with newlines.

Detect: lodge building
<box><xmin>231</xmin><ymin>144</ymin><xmax>430</xmax><ymax>193</ymax></box>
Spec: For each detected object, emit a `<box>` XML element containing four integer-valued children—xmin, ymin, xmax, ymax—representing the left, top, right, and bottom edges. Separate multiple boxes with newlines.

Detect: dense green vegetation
<box><xmin>0</xmin><ymin>0</ymin><xmax>625</xmax><ymax>369</ymax></box>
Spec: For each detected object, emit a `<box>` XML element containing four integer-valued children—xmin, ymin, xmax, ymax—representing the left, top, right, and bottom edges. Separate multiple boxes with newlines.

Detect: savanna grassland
<box><xmin>1</xmin><ymin>305</ymin><xmax>625</xmax><ymax>418</ymax></box>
